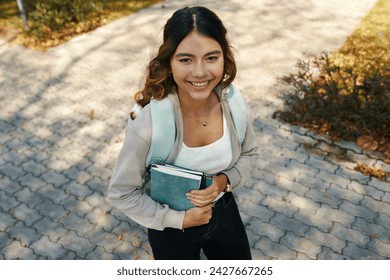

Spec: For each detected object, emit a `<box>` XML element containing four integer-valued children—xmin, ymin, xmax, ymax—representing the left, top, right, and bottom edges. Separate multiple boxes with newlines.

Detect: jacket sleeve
<box><xmin>108</xmin><ymin>106</ymin><xmax>185</xmax><ymax>231</ymax></box>
<box><xmin>222</xmin><ymin>101</ymin><xmax>259</xmax><ymax>189</ymax></box>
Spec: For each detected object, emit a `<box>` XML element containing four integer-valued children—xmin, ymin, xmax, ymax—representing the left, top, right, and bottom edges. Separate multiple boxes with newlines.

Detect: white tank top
<box><xmin>174</xmin><ymin>115</ymin><xmax>232</xmax><ymax>174</ymax></box>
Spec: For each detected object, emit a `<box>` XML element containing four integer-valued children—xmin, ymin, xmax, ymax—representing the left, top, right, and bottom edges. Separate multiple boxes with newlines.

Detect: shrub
<box><xmin>27</xmin><ymin>0</ymin><xmax>101</xmax><ymax>35</ymax></box>
<box><xmin>273</xmin><ymin>52</ymin><xmax>390</xmax><ymax>159</ymax></box>
<box><xmin>274</xmin><ymin>0</ymin><xmax>390</xmax><ymax>161</ymax></box>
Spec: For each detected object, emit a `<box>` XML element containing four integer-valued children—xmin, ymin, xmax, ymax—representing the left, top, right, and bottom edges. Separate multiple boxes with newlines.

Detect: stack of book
<box><xmin>150</xmin><ymin>164</ymin><xmax>212</xmax><ymax>211</ymax></box>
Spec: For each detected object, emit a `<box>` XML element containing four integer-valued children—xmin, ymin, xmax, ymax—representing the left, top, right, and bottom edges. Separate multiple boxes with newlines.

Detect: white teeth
<box><xmin>191</xmin><ymin>81</ymin><xmax>208</xmax><ymax>87</ymax></box>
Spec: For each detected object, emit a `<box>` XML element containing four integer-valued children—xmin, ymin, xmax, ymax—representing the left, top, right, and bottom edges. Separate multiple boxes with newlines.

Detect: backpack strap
<box><xmin>226</xmin><ymin>84</ymin><xmax>247</xmax><ymax>144</ymax></box>
<box><xmin>146</xmin><ymin>98</ymin><xmax>176</xmax><ymax>166</ymax></box>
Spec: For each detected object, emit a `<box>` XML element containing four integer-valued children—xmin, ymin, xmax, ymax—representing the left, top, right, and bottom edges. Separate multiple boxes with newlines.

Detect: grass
<box><xmin>0</xmin><ymin>0</ymin><xmax>162</xmax><ymax>50</ymax></box>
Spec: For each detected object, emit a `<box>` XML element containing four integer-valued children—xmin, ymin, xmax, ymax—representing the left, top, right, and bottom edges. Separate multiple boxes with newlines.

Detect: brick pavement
<box><xmin>1</xmin><ymin>0</ymin><xmax>389</xmax><ymax>260</ymax></box>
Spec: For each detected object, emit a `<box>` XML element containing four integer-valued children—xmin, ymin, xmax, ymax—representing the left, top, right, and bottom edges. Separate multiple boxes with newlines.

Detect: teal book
<box><xmin>150</xmin><ymin>164</ymin><xmax>212</xmax><ymax>211</ymax></box>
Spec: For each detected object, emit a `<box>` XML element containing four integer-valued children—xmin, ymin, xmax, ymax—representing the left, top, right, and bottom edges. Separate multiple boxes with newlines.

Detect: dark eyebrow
<box><xmin>174</xmin><ymin>50</ymin><xmax>222</xmax><ymax>57</ymax></box>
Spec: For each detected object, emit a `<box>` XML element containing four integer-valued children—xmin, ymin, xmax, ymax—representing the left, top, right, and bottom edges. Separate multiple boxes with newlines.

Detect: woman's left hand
<box><xmin>186</xmin><ymin>174</ymin><xmax>228</xmax><ymax>207</ymax></box>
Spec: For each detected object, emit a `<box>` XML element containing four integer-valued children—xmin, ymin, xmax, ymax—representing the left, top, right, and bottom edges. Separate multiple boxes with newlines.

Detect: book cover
<box><xmin>150</xmin><ymin>164</ymin><xmax>211</xmax><ymax>211</ymax></box>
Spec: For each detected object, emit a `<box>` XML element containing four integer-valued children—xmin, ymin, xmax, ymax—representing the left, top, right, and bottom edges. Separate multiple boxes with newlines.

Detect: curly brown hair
<box><xmin>134</xmin><ymin>6</ymin><xmax>237</xmax><ymax>109</ymax></box>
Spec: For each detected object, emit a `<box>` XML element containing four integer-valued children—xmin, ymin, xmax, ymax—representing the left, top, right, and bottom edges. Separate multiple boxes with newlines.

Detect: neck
<box><xmin>178</xmin><ymin>91</ymin><xmax>214</xmax><ymax>115</ymax></box>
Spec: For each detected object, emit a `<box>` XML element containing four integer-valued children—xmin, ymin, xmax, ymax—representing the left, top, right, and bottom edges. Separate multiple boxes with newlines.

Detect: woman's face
<box><xmin>170</xmin><ymin>31</ymin><xmax>224</xmax><ymax>101</ymax></box>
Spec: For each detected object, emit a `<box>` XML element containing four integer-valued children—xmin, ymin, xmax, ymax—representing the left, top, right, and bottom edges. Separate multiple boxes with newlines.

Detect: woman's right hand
<box><xmin>182</xmin><ymin>205</ymin><xmax>213</xmax><ymax>229</ymax></box>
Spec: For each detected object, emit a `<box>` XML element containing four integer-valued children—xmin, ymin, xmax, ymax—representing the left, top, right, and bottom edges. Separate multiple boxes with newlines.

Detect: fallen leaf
<box><xmin>356</xmin><ymin>135</ymin><xmax>378</xmax><ymax>151</ymax></box>
<box><xmin>89</xmin><ymin>109</ymin><xmax>95</xmax><ymax>120</ymax></box>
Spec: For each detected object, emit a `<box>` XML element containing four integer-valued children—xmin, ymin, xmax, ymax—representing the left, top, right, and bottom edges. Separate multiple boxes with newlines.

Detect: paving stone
<box><xmin>280</xmin><ymin>231</ymin><xmax>321</xmax><ymax>259</ymax></box>
<box><xmin>2</xmin><ymin>149</ymin><xmax>25</xmax><ymax>166</ymax></box>
<box><xmin>367</xmin><ymin>177</ymin><xmax>390</xmax><ymax>193</ymax></box>
<box><xmin>61</xmin><ymin>212</ymin><xmax>95</xmax><ymax>236</ymax></box>
<box><xmin>326</xmin><ymin>183</ymin><xmax>364</xmax><ymax>205</ymax></box>
<box><xmin>285</xmin><ymin>192</ymin><xmax>320</xmax><ymax>214</ymax></box>
<box><xmin>0</xmin><ymin>163</ymin><xmax>26</xmax><ymax>181</ymax></box>
<box><xmin>43</xmin><ymin>157</ymin><xmax>72</xmax><ymax>173</ymax></box>
<box><xmin>330</xmin><ymin>222</ymin><xmax>370</xmax><ymax>248</ymax></box>
<box><xmin>85</xmin><ymin>226</ymin><xmax>123</xmax><ymax>254</ymax></box>
<box><xmin>305</xmin><ymin>156</ymin><xmax>339</xmax><ymax>174</ymax></box>
<box><xmin>305</xmin><ymin>227</ymin><xmax>346</xmax><ymax>254</ymax></box>
<box><xmin>344</xmin><ymin>241</ymin><xmax>385</xmax><ymax>260</ymax></box>
<box><xmin>361</xmin><ymin>196</ymin><xmax>390</xmax><ymax>218</ymax></box>
<box><xmin>62</xmin><ymin>181</ymin><xmax>93</xmax><ymax>199</ymax></box>
<box><xmin>278</xmin><ymin>147</ymin><xmax>308</xmax><ymax>164</ymax></box>
<box><xmin>376</xmin><ymin>213</ymin><xmax>390</xmax><ymax>231</ymax></box>
<box><xmin>85</xmin><ymin>191</ymin><xmax>106</xmax><ymax>208</ymax></box>
<box><xmin>251</xmin><ymin>168</ymin><xmax>276</xmax><ymax>185</ymax></box>
<box><xmin>0</xmin><ymin>190</ymin><xmax>20</xmax><ymax>212</ymax></box>
<box><xmin>293</xmin><ymin>208</ymin><xmax>333</xmax><ymax>233</ymax></box>
<box><xmin>305</xmin><ymin>188</ymin><xmax>342</xmax><ymax>208</ymax></box>
<box><xmin>367</xmin><ymin>239</ymin><xmax>390</xmax><ymax>258</ymax></box>
<box><xmin>85</xmin><ymin>208</ymin><xmax>119</xmax><ymax>232</ymax></box>
<box><xmin>315</xmin><ymin>170</ymin><xmax>351</xmax><ymax>187</ymax></box>
<box><xmin>348</xmin><ymin>181</ymin><xmax>385</xmax><ymax>201</ymax></box>
<box><xmin>339</xmin><ymin>200</ymin><xmax>377</xmax><ymax>223</ymax></box>
<box><xmin>236</xmin><ymin>184</ymin><xmax>266</xmax><ymax>204</ymax></box>
<box><xmin>0</xmin><ymin>212</ymin><xmax>17</xmax><ymax>231</ymax></box>
<box><xmin>263</xmin><ymin>195</ymin><xmax>299</xmax><ymax>218</ymax></box>
<box><xmin>6</xmin><ymin>221</ymin><xmax>41</xmax><ymax>247</ymax></box>
<box><xmin>1</xmin><ymin>240</ymin><xmax>39</xmax><ymax>260</ymax></box>
<box><xmin>35</xmin><ymin>199</ymin><xmax>68</xmax><ymax>222</ymax></box>
<box><xmin>335</xmin><ymin>166</ymin><xmax>371</xmax><ymax>184</ymax></box>
<box><xmin>295</xmin><ymin>174</ymin><xmax>330</xmax><ymax>193</ymax></box>
<box><xmin>334</xmin><ymin>140</ymin><xmax>362</xmax><ymax>154</ymax></box>
<box><xmin>30</xmin><ymin>235</ymin><xmax>68</xmax><ymax>260</ymax></box>
<box><xmin>57</xmin><ymin>230</ymin><xmax>96</xmax><ymax>258</ymax></box>
<box><xmin>270</xmin><ymin>212</ymin><xmax>309</xmax><ymax>237</ymax></box>
<box><xmin>14</xmin><ymin>187</ymin><xmax>42</xmax><ymax>208</ymax></box>
<box><xmin>255</xmin><ymin>236</ymin><xmax>296</xmax><ymax>260</ymax></box>
<box><xmin>256</xmin><ymin>180</ymin><xmax>287</xmax><ymax>200</ymax></box>
<box><xmin>86</xmin><ymin>245</ymin><xmax>120</xmax><ymax>260</ymax></box>
<box><xmin>353</xmin><ymin>217</ymin><xmax>390</xmax><ymax>243</ymax></box>
<box><xmin>33</xmin><ymin>216</ymin><xmax>68</xmax><ymax>242</ymax></box>
<box><xmin>318</xmin><ymin>246</ymin><xmax>351</xmax><ymax>260</ymax></box>
<box><xmin>251</xmin><ymin>248</ymin><xmax>271</xmax><ymax>260</ymax></box>
<box><xmin>317</xmin><ymin>204</ymin><xmax>355</xmax><ymax>227</ymax></box>
<box><xmin>325</xmin><ymin>153</ymin><xmax>357</xmax><ymax>170</ymax></box>
<box><xmin>6</xmin><ymin>138</ymin><xmax>30</xmax><ymax>154</ymax></box>
<box><xmin>248</xmin><ymin>217</ymin><xmax>285</xmax><ymax>242</ymax></box>
<box><xmin>12</xmin><ymin>203</ymin><xmax>42</xmax><ymax>227</ymax></box>
<box><xmin>63</xmin><ymin>195</ymin><xmax>95</xmax><ymax>217</ymax></box>
<box><xmin>275</xmin><ymin>175</ymin><xmax>309</xmax><ymax>196</ymax></box>
<box><xmin>40</xmin><ymin>171</ymin><xmax>70</xmax><ymax>189</ymax></box>
<box><xmin>240</xmin><ymin>200</ymin><xmax>275</xmax><ymax>222</ymax></box>
<box><xmin>286</xmin><ymin>160</ymin><xmax>320</xmax><ymax>178</ymax></box>
<box><xmin>383</xmin><ymin>192</ymin><xmax>390</xmax><ymax>204</ymax></box>
<box><xmin>86</xmin><ymin>177</ymin><xmax>109</xmax><ymax>196</ymax></box>
<box><xmin>20</xmin><ymin>160</ymin><xmax>47</xmax><ymax>177</ymax></box>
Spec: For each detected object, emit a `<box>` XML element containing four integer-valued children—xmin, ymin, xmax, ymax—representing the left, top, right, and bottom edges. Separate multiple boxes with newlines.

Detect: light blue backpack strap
<box><xmin>226</xmin><ymin>84</ymin><xmax>247</xmax><ymax>144</ymax></box>
<box><xmin>146</xmin><ymin>98</ymin><xmax>176</xmax><ymax>166</ymax></box>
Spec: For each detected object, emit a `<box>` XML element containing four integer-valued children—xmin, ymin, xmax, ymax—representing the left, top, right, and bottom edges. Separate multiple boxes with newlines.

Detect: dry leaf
<box><xmin>356</xmin><ymin>135</ymin><xmax>378</xmax><ymax>151</ymax></box>
<box><xmin>89</xmin><ymin>109</ymin><xmax>95</xmax><ymax>120</ymax></box>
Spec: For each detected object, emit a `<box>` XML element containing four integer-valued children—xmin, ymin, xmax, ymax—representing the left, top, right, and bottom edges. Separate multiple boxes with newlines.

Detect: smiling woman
<box><xmin>108</xmin><ymin>6</ymin><xmax>259</xmax><ymax>260</ymax></box>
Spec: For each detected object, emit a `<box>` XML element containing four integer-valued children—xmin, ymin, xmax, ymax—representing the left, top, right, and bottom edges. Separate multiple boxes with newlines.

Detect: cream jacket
<box><xmin>108</xmin><ymin>86</ymin><xmax>259</xmax><ymax>230</ymax></box>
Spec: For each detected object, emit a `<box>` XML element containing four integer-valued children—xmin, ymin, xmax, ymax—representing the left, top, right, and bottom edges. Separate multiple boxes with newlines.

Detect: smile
<box><xmin>190</xmin><ymin>81</ymin><xmax>209</xmax><ymax>87</ymax></box>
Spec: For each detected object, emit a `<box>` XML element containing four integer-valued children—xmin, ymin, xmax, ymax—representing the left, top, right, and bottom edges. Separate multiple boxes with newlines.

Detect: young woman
<box><xmin>108</xmin><ymin>6</ymin><xmax>259</xmax><ymax>260</ymax></box>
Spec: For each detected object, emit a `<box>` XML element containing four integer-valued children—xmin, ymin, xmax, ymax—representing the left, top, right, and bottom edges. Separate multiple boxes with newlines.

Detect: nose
<box><xmin>192</xmin><ymin>61</ymin><xmax>207</xmax><ymax>78</ymax></box>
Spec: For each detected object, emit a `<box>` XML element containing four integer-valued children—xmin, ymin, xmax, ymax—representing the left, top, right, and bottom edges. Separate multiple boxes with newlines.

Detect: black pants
<box><xmin>148</xmin><ymin>193</ymin><xmax>252</xmax><ymax>260</ymax></box>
